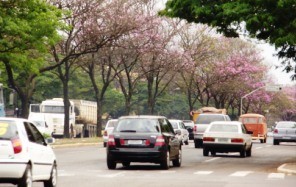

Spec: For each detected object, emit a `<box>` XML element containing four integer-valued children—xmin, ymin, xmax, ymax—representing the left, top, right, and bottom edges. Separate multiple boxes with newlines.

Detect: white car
<box><xmin>202</xmin><ymin>121</ymin><xmax>252</xmax><ymax>157</ymax></box>
<box><xmin>103</xmin><ymin>119</ymin><xmax>118</xmax><ymax>147</ymax></box>
<box><xmin>169</xmin><ymin>119</ymin><xmax>189</xmax><ymax>145</ymax></box>
<box><xmin>0</xmin><ymin>117</ymin><xmax>57</xmax><ymax>187</ymax></box>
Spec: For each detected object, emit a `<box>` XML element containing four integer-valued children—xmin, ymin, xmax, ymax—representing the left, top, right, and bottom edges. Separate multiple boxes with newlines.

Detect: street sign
<box><xmin>265</xmin><ymin>84</ymin><xmax>282</xmax><ymax>92</ymax></box>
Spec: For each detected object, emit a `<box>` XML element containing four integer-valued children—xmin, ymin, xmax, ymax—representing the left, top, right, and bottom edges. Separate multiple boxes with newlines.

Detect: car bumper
<box><xmin>203</xmin><ymin>143</ymin><xmax>245</xmax><ymax>152</ymax></box>
<box><xmin>107</xmin><ymin>147</ymin><xmax>167</xmax><ymax>163</ymax></box>
<box><xmin>273</xmin><ymin>135</ymin><xmax>296</xmax><ymax>142</ymax></box>
<box><xmin>0</xmin><ymin>161</ymin><xmax>27</xmax><ymax>179</ymax></box>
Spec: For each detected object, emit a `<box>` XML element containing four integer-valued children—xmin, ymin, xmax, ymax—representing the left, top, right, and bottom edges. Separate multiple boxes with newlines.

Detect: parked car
<box><xmin>169</xmin><ymin>119</ymin><xmax>189</xmax><ymax>145</ymax></box>
<box><xmin>106</xmin><ymin>115</ymin><xmax>182</xmax><ymax>170</ymax></box>
<box><xmin>183</xmin><ymin>120</ymin><xmax>194</xmax><ymax>140</ymax></box>
<box><xmin>202</xmin><ymin>121</ymin><xmax>253</xmax><ymax>158</ymax></box>
<box><xmin>0</xmin><ymin>117</ymin><xmax>57</xmax><ymax>187</ymax></box>
<box><xmin>273</xmin><ymin>121</ymin><xmax>296</xmax><ymax>145</ymax></box>
<box><xmin>103</xmin><ymin>119</ymin><xmax>118</xmax><ymax>147</ymax></box>
<box><xmin>193</xmin><ymin>113</ymin><xmax>231</xmax><ymax>148</ymax></box>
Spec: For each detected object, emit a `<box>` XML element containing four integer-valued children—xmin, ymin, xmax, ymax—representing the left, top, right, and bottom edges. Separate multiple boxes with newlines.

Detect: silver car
<box><xmin>169</xmin><ymin>119</ymin><xmax>189</xmax><ymax>145</ymax></box>
<box><xmin>103</xmin><ymin>119</ymin><xmax>118</xmax><ymax>147</ymax></box>
<box><xmin>273</xmin><ymin>121</ymin><xmax>296</xmax><ymax>145</ymax></box>
<box><xmin>203</xmin><ymin>121</ymin><xmax>252</xmax><ymax>158</ymax></box>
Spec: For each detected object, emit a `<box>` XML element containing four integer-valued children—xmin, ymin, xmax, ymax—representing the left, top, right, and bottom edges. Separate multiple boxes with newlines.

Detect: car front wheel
<box><xmin>18</xmin><ymin>165</ymin><xmax>32</xmax><ymax>187</ymax></box>
<box><xmin>44</xmin><ymin>163</ymin><xmax>58</xmax><ymax>187</ymax></box>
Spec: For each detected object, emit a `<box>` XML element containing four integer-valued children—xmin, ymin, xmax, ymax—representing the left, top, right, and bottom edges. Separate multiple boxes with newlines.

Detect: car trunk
<box><xmin>0</xmin><ymin>139</ymin><xmax>15</xmax><ymax>159</ymax></box>
<box><xmin>278</xmin><ymin>128</ymin><xmax>296</xmax><ymax>135</ymax></box>
<box><xmin>114</xmin><ymin>132</ymin><xmax>159</xmax><ymax>148</ymax></box>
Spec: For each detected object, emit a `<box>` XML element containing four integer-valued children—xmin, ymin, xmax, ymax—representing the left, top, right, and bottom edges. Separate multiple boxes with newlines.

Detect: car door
<box><xmin>24</xmin><ymin>122</ymin><xmax>53</xmax><ymax>180</ymax></box>
<box><xmin>160</xmin><ymin>119</ymin><xmax>180</xmax><ymax>157</ymax></box>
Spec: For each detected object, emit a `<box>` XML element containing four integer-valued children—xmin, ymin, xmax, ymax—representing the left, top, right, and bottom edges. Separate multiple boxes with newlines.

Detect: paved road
<box><xmin>1</xmin><ymin>138</ymin><xmax>295</xmax><ymax>187</ymax></box>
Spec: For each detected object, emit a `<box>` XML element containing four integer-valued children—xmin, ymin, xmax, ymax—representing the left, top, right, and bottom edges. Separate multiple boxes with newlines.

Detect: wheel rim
<box><xmin>166</xmin><ymin>151</ymin><xmax>170</xmax><ymax>167</ymax></box>
<box><xmin>51</xmin><ymin>165</ymin><xmax>58</xmax><ymax>186</ymax></box>
<box><xmin>178</xmin><ymin>150</ymin><xmax>182</xmax><ymax>164</ymax></box>
<box><xmin>26</xmin><ymin>168</ymin><xmax>32</xmax><ymax>187</ymax></box>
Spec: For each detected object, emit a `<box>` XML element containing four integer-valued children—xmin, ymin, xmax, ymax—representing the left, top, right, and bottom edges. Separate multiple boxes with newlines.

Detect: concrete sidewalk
<box><xmin>277</xmin><ymin>163</ymin><xmax>296</xmax><ymax>174</ymax></box>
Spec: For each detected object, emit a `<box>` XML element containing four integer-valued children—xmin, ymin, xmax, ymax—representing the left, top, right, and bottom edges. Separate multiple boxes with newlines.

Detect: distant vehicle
<box><xmin>273</xmin><ymin>121</ymin><xmax>296</xmax><ymax>145</ymax></box>
<box><xmin>239</xmin><ymin>113</ymin><xmax>267</xmax><ymax>143</ymax></box>
<box><xmin>183</xmin><ymin>120</ymin><xmax>194</xmax><ymax>140</ymax></box>
<box><xmin>0</xmin><ymin>117</ymin><xmax>57</xmax><ymax>187</ymax></box>
<box><xmin>31</xmin><ymin>120</ymin><xmax>52</xmax><ymax>136</ymax></box>
<box><xmin>106</xmin><ymin>115</ymin><xmax>182</xmax><ymax>170</ymax></box>
<box><xmin>169</xmin><ymin>119</ymin><xmax>189</xmax><ymax>145</ymax></box>
<box><xmin>202</xmin><ymin>121</ymin><xmax>253</xmax><ymax>158</ymax></box>
<box><xmin>193</xmin><ymin>113</ymin><xmax>231</xmax><ymax>148</ymax></box>
<box><xmin>103</xmin><ymin>119</ymin><xmax>118</xmax><ymax>147</ymax></box>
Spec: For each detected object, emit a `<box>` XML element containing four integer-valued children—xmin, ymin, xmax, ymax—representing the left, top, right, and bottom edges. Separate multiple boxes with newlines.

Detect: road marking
<box><xmin>160</xmin><ymin>170</ymin><xmax>176</xmax><ymax>174</ymax></box>
<box><xmin>268</xmin><ymin>173</ymin><xmax>285</xmax><ymax>179</ymax></box>
<box><xmin>194</xmin><ymin>171</ymin><xmax>213</xmax><ymax>175</ymax></box>
<box><xmin>96</xmin><ymin>171</ymin><xmax>126</xmax><ymax>178</ymax></box>
<box><xmin>204</xmin><ymin>157</ymin><xmax>221</xmax><ymax>162</ymax></box>
<box><xmin>255</xmin><ymin>147</ymin><xmax>263</xmax><ymax>150</ymax></box>
<box><xmin>230</xmin><ymin>171</ymin><xmax>253</xmax><ymax>177</ymax></box>
<box><xmin>58</xmin><ymin>170</ymin><xmax>75</xmax><ymax>177</ymax></box>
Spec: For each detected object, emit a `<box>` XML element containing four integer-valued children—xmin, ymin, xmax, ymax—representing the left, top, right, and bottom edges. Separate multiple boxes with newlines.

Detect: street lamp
<box><xmin>240</xmin><ymin>86</ymin><xmax>266</xmax><ymax>116</ymax></box>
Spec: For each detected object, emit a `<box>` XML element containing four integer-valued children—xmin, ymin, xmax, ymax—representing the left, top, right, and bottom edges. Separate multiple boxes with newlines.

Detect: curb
<box><xmin>277</xmin><ymin>163</ymin><xmax>296</xmax><ymax>175</ymax></box>
<box><xmin>51</xmin><ymin>142</ymin><xmax>100</xmax><ymax>148</ymax></box>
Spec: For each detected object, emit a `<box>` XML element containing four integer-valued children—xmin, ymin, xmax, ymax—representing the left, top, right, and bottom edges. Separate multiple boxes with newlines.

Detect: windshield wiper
<box><xmin>120</xmin><ymin>130</ymin><xmax>137</xmax><ymax>133</ymax></box>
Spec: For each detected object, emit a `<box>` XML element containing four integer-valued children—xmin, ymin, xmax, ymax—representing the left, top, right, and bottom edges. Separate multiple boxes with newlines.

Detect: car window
<box><xmin>196</xmin><ymin>115</ymin><xmax>227</xmax><ymax>124</ymax></box>
<box><xmin>24</xmin><ymin>122</ymin><xmax>46</xmax><ymax>145</ymax></box>
<box><xmin>160</xmin><ymin>119</ymin><xmax>174</xmax><ymax>134</ymax></box>
<box><xmin>180</xmin><ymin>122</ymin><xmax>186</xmax><ymax>129</ymax></box>
<box><xmin>107</xmin><ymin>120</ymin><xmax>118</xmax><ymax>128</ymax></box>
<box><xmin>241</xmin><ymin>117</ymin><xmax>257</xmax><ymax>124</ymax></box>
<box><xmin>114</xmin><ymin>119</ymin><xmax>158</xmax><ymax>133</ymax></box>
<box><xmin>0</xmin><ymin>121</ymin><xmax>19</xmax><ymax>139</ymax></box>
<box><xmin>169</xmin><ymin>121</ymin><xmax>178</xmax><ymax>129</ymax></box>
<box><xmin>209</xmin><ymin>124</ymin><xmax>238</xmax><ymax>133</ymax></box>
<box><xmin>276</xmin><ymin>122</ymin><xmax>296</xmax><ymax>128</ymax></box>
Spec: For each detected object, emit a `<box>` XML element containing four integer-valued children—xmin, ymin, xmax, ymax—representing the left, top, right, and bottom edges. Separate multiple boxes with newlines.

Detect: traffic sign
<box><xmin>265</xmin><ymin>84</ymin><xmax>282</xmax><ymax>92</ymax></box>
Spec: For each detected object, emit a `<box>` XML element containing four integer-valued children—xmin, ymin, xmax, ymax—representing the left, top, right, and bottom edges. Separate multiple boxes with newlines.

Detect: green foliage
<box><xmin>161</xmin><ymin>0</ymin><xmax>296</xmax><ymax>79</ymax></box>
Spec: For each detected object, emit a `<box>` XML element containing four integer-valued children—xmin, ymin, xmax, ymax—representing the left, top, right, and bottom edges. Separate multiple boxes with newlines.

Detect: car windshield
<box><xmin>107</xmin><ymin>120</ymin><xmax>117</xmax><ymax>128</ymax></box>
<box><xmin>276</xmin><ymin>122</ymin><xmax>296</xmax><ymax>128</ymax></box>
<box><xmin>114</xmin><ymin>118</ymin><xmax>159</xmax><ymax>133</ymax></box>
<box><xmin>209</xmin><ymin>124</ymin><xmax>238</xmax><ymax>133</ymax></box>
<box><xmin>241</xmin><ymin>117</ymin><xmax>258</xmax><ymax>124</ymax></box>
<box><xmin>169</xmin><ymin>121</ymin><xmax>178</xmax><ymax>129</ymax></box>
<box><xmin>0</xmin><ymin>121</ymin><xmax>19</xmax><ymax>139</ymax></box>
<box><xmin>196</xmin><ymin>115</ymin><xmax>226</xmax><ymax>124</ymax></box>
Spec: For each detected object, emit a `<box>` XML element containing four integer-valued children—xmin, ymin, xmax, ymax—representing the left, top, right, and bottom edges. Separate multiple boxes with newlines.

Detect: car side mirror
<box><xmin>175</xmin><ymin>130</ymin><xmax>181</xmax><ymax>135</ymax></box>
<box><xmin>46</xmin><ymin>137</ymin><xmax>55</xmax><ymax>144</ymax></box>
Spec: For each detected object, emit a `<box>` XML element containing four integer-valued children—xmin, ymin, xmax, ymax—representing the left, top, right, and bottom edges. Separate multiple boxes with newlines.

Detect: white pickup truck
<box><xmin>193</xmin><ymin>113</ymin><xmax>231</xmax><ymax>148</ymax></box>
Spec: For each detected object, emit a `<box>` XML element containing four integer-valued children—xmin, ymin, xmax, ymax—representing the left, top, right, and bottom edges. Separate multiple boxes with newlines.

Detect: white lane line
<box><xmin>255</xmin><ymin>147</ymin><xmax>263</xmax><ymax>150</ymax></box>
<box><xmin>96</xmin><ymin>171</ymin><xmax>126</xmax><ymax>178</ymax></box>
<box><xmin>160</xmin><ymin>170</ymin><xmax>176</xmax><ymax>174</ymax></box>
<box><xmin>194</xmin><ymin>171</ymin><xmax>213</xmax><ymax>175</ymax></box>
<box><xmin>230</xmin><ymin>171</ymin><xmax>253</xmax><ymax>177</ymax></box>
<box><xmin>58</xmin><ymin>170</ymin><xmax>75</xmax><ymax>177</ymax></box>
<box><xmin>268</xmin><ymin>173</ymin><xmax>285</xmax><ymax>179</ymax></box>
<box><xmin>204</xmin><ymin>157</ymin><xmax>221</xmax><ymax>162</ymax></box>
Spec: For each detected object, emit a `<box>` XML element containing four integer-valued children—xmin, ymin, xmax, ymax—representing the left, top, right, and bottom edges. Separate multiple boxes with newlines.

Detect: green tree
<box><xmin>0</xmin><ymin>0</ymin><xmax>63</xmax><ymax>117</ymax></box>
<box><xmin>160</xmin><ymin>0</ymin><xmax>296</xmax><ymax>80</ymax></box>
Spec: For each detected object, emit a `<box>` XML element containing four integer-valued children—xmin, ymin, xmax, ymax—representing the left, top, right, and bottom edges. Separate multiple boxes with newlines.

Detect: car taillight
<box><xmin>273</xmin><ymin>129</ymin><xmax>278</xmax><ymax>134</ymax></box>
<box><xmin>231</xmin><ymin>138</ymin><xmax>244</xmax><ymax>143</ymax></box>
<box><xmin>155</xmin><ymin>136</ymin><xmax>165</xmax><ymax>146</ymax></box>
<box><xmin>103</xmin><ymin>130</ymin><xmax>108</xmax><ymax>136</ymax></box>
<box><xmin>193</xmin><ymin>125</ymin><xmax>197</xmax><ymax>132</ymax></box>
<box><xmin>145</xmin><ymin>139</ymin><xmax>150</xmax><ymax>146</ymax></box>
<box><xmin>11</xmin><ymin>138</ymin><xmax>22</xmax><ymax>154</ymax></box>
<box><xmin>203</xmin><ymin>137</ymin><xmax>215</xmax><ymax>142</ymax></box>
<box><xmin>107</xmin><ymin>135</ymin><xmax>116</xmax><ymax>147</ymax></box>
<box><xmin>120</xmin><ymin>138</ymin><xmax>125</xmax><ymax>145</ymax></box>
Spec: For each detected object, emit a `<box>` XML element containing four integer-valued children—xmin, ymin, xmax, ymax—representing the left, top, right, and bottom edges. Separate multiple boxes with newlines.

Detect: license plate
<box><xmin>218</xmin><ymin>138</ymin><xmax>228</xmax><ymax>143</ymax></box>
<box><xmin>127</xmin><ymin>140</ymin><xmax>143</xmax><ymax>145</ymax></box>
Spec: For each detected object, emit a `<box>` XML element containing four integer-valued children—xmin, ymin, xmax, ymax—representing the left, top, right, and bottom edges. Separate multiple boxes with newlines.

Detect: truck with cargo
<box><xmin>191</xmin><ymin>107</ymin><xmax>231</xmax><ymax>148</ymax></box>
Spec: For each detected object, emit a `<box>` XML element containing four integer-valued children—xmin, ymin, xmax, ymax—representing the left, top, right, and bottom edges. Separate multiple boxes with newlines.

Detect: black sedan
<box><xmin>106</xmin><ymin>115</ymin><xmax>182</xmax><ymax>170</ymax></box>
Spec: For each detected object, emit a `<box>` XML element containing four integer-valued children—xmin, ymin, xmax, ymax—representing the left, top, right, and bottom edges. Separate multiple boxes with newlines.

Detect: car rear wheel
<box><xmin>203</xmin><ymin>148</ymin><xmax>209</xmax><ymax>156</ymax></box>
<box><xmin>161</xmin><ymin>151</ymin><xmax>170</xmax><ymax>170</ymax></box>
<box><xmin>107</xmin><ymin>157</ymin><xmax>117</xmax><ymax>169</ymax></box>
<box><xmin>246</xmin><ymin>147</ymin><xmax>252</xmax><ymax>157</ymax></box>
<box><xmin>184</xmin><ymin>140</ymin><xmax>189</xmax><ymax>145</ymax></box>
<box><xmin>44</xmin><ymin>163</ymin><xmax>57</xmax><ymax>187</ymax></box>
<box><xmin>211</xmin><ymin>151</ymin><xmax>216</xmax><ymax>156</ymax></box>
<box><xmin>273</xmin><ymin>139</ymin><xmax>280</xmax><ymax>145</ymax></box>
<box><xmin>122</xmin><ymin>162</ymin><xmax>130</xmax><ymax>167</ymax></box>
<box><xmin>240</xmin><ymin>147</ymin><xmax>246</xmax><ymax>158</ymax></box>
<box><xmin>18</xmin><ymin>165</ymin><xmax>32</xmax><ymax>187</ymax></box>
<box><xmin>172</xmin><ymin>149</ymin><xmax>182</xmax><ymax>167</ymax></box>
<box><xmin>103</xmin><ymin>142</ymin><xmax>107</xmax><ymax>147</ymax></box>
<box><xmin>194</xmin><ymin>139</ymin><xmax>202</xmax><ymax>148</ymax></box>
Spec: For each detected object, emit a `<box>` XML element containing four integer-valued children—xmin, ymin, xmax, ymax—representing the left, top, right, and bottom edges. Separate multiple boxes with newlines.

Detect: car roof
<box><xmin>169</xmin><ymin>119</ymin><xmax>182</xmax><ymax>122</ymax></box>
<box><xmin>0</xmin><ymin>117</ymin><xmax>28</xmax><ymax>122</ymax></box>
<box><xmin>240</xmin><ymin>113</ymin><xmax>265</xmax><ymax>118</ymax></box>
<box><xmin>119</xmin><ymin>115</ymin><xmax>167</xmax><ymax>119</ymax></box>
<box><xmin>210</xmin><ymin>121</ymin><xmax>242</xmax><ymax>125</ymax></box>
